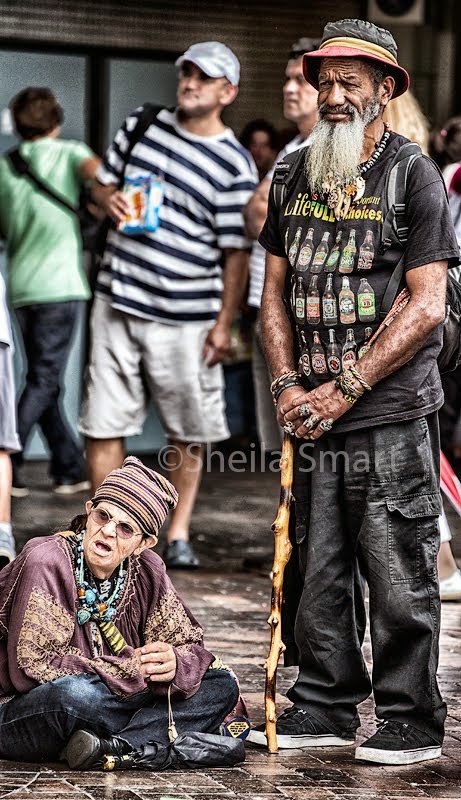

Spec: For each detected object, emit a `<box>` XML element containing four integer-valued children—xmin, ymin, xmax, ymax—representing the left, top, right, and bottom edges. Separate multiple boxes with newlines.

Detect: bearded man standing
<box><xmin>249</xmin><ymin>19</ymin><xmax>459</xmax><ymax>765</ymax></box>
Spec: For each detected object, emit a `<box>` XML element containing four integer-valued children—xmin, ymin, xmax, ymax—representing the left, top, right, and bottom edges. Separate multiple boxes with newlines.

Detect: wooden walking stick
<box><xmin>264</xmin><ymin>432</ymin><xmax>294</xmax><ymax>753</ymax></box>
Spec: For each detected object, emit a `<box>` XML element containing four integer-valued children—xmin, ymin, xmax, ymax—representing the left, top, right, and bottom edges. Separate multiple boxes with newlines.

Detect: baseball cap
<box><xmin>302</xmin><ymin>18</ymin><xmax>410</xmax><ymax>98</ymax></box>
<box><xmin>175</xmin><ymin>41</ymin><xmax>240</xmax><ymax>86</ymax></box>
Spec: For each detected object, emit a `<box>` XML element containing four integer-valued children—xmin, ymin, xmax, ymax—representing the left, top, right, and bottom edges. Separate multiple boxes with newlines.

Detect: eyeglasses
<box><xmin>89</xmin><ymin>507</ymin><xmax>143</xmax><ymax>540</ymax></box>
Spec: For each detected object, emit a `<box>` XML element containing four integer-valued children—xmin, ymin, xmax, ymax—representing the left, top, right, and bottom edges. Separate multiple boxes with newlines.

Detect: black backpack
<box><xmin>271</xmin><ymin>142</ymin><xmax>461</xmax><ymax>373</ymax></box>
<box><xmin>4</xmin><ymin>102</ymin><xmax>163</xmax><ymax>255</ymax></box>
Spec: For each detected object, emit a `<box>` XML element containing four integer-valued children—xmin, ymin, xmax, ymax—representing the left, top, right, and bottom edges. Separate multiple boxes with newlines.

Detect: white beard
<box><xmin>305</xmin><ymin>100</ymin><xmax>381</xmax><ymax>194</ymax></box>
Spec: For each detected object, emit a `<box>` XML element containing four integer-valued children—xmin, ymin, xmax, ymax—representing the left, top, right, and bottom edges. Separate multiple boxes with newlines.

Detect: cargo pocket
<box><xmin>386</xmin><ymin>492</ymin><xmax>441</xmax><ymax>584</ymax></box>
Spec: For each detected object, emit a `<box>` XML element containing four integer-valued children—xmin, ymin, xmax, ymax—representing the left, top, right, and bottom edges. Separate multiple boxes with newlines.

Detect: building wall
<box><xmin>0</xmin><ymin>0</ymin><xmax>360</xmax><ymax>134</ymax></box>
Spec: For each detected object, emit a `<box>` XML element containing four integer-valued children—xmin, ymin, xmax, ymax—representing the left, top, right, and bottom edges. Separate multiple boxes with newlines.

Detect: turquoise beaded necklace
<box><xmin>75</xmin><ymin>531</ymin><xmax>127</xmax><ymax>626</ymax></box>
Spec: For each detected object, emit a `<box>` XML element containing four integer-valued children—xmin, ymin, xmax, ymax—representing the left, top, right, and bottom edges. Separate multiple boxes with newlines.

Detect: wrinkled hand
<box><xmin>105</xmin><ymin>190</ymin><xmax>130</xmax><ymax>225</ymax></box>
<box><xmin>135</xmin><ymin>641</ymin><xmax>177</xmax><ymax>683</ymax></box>
<box><xmin>202</xmin><ymin>322</ymin><xmax>231</xmax><ymax>367</ymax></box>
<box><xmin>277</xmin><ymin>381</ymin><xmax>351</xmax><ymax>440</ymax></box>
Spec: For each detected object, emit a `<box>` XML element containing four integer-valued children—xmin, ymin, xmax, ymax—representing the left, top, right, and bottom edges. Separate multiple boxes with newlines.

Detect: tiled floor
<box><xmin>3</xmin><ymin>456</ymin><xmax>461</xmax><ymax>798</ymax></box>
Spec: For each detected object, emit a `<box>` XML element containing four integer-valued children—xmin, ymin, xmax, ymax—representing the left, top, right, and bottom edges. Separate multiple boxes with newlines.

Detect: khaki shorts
<box><xmin>0</xmin><ymin>342</ymin><xmax>21</xmax><ymax>453</ymax></box>
<box><xmin>79</xmin><ymin>297</ymin><xmax>230</xmax><ymax>443</ymax></box>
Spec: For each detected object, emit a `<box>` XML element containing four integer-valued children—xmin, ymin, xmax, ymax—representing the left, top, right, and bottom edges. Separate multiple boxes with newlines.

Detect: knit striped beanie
<box><xmin>91</xmin><ymin>456</ymin><xmax>178</xmax><ymax>537</ymax></box>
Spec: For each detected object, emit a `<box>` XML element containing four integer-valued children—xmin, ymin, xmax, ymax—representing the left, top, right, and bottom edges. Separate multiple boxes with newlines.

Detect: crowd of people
<box><xmin>1</xmin><ymin>16</ymin><xmax>461</xmax><ymax>772</ymax></box>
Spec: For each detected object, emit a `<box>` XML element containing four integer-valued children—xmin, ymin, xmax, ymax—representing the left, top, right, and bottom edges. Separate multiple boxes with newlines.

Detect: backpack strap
<box><xmin>7</xmin><ymin>148</ymin><xmax>78</xmax><ymax>215</ymax></box>
<box><xmin>379</xmin><ymin>142</ymin><xmax>422</xmax><ymax>319</ymax></box>
<box><xmin>270</xmin><ymin>145</ymin><xmax>307</xmax><ymax>209</ymax></box>
<box><xmin>118</xmin><ymin>102</ymin><xmax>164</xmax><ymax>187</ymax></box>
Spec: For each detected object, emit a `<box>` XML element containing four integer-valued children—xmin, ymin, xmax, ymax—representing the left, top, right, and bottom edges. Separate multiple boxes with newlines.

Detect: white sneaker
<box><xmin>0</xmin><ymin>530</ymin><xmax>16</xmax><ymax>568</ymax></box>
<box><xmin>439</xmin><ymin>569</ymin><xmax>461</xmax><ymax>601</ymax></box>
<box><xmin>53</xmin><ymin>480</ymin><xmax>90</xmax><ymax>496</ymax></box>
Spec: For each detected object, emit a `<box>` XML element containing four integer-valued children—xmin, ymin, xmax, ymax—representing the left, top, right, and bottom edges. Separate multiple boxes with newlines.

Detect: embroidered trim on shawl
<box><xmin>17</xmin><ymin>587</ymin><xmax>139</xmax><ymax>685</ymax></box>
<box><xmin>144</xmin><ymin>589</ymin><xmax>203</xmax><ymax>654</ymax></box>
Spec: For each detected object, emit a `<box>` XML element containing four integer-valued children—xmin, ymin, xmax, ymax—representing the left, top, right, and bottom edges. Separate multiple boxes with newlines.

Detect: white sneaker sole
<box><xmin>53</xmin><ymin>481</ymin><xmax>90</xmax><ymax>496</ymax></box>
<box><xmin>11</xmin><ymin>486</ymin><xmax>29</xmax><ymax>498</ymax></box>
<box><xmin>246</xmin><ymin>728</ymin><xmax>355</xmax><ymax>749</ymax></box>
<box><xmin>355</xmin><ymin>744</ymin><xmax>442</xmax><ymax>765</ymax></box>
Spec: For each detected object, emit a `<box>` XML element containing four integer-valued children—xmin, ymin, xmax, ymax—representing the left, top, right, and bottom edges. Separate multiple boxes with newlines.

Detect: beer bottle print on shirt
<box><xmin>358</xmin><ymin>326</ymin><xmax>373</xmax><ymax>359</ymax></box>
<box><xmin>327</xmin><ymin>329</ymin><xmax>341</xmax><ymax>377</ymax></box>
<box><xmin>358</xmin><ymin>277</ymin><xmax>376</xmax><ymax>322</ymax></box>
<box><xmin>310</xmin><ymin>232</ymin><xmax>330</xmax><ymax>273</ymax></box>
<box><xmin>306</xmin><ymin>275</ymin><xmax>320</xmax><ymax>325</ymax></box>
<box><xmin>311</xmin><ymin>331</ymin><xmax>328</xmax><ymax>375</ymax></box>
<box><xmin>324</xmin><ymin>231</ymin><xmax>342</xmax><ymax>272</ymax></box>
<box><xmin>297</xmin><ymin>228</ymin><xmax>315</xmax><ymax>271</ymax></box>
<box><xmin>339</xmin><ymin>229</ymin><xmax>356</xmax><ymax>273</ymax></box>
<box><xmin>339</xmin><ymin>276</ymin><xmax>356</xmax><ymax>324</ymax></box>
<box><xmin>358</xmin><ymin>229</ymin><xmax>374</xmax><ymax>270</ymax></box>
<box><xmin>322</xmin><ymin>273</ymin><xmax>337</xmax><ymax>326</ymax></box>
<box><xmin>342</xmin><ymin>328</ymin><xmax>357</xmax><ymax>370</ymax></box>
<box><xmin>298</xmin><ymin>330</ymin><xmax>311</xmax><ymax>377</ymax></box>
<box><xmin>295</xmin><ymin>276</ymin><xmax>306</xmax><ymax>323</ymax></box>
<box><xmin>288</xmin><ymin>227</ymin><xmax>302</xmax><ymax>266</ymax></box>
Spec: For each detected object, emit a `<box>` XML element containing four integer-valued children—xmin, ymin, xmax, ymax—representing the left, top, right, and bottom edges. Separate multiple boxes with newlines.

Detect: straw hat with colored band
<box><xmin>302</xmin><ymin>18</ymin><xmax>410</xmax><ymax>99</ymax></box>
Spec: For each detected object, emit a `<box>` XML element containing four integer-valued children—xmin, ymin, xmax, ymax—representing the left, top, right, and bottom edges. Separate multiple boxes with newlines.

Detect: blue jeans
<box><xmin>287</xmin><ymin>413</ymin><xmax>446</xmax><ymax>743</ymax></box>
<box><xmin>11</xmin><ymin>301</ymin><xmax>84</xmax><ymax>483</ymax></box>
<box><xmin>0</xmin><ymin>668</ymin><xmax>239</xmax><ymax>763</ymax></box>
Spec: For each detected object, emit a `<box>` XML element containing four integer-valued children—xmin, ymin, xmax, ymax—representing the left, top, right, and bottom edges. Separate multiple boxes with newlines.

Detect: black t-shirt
<box><xmin>259</xmin><ymin>132</ymin><xmax>460</xmax><ymax>432</ymax></box>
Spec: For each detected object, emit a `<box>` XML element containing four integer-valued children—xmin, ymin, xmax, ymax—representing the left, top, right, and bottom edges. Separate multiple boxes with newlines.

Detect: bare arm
<box><xmin>282</xmin><ymin>260</ymin><xmax>448</xmax><ymax>438</ymax></box>
<box><xmin>203</xmin><ymin>247</ymin><xmax>250</xmax><ymax>366</ymax></box>
<box><xmin>78</xmin><ymin>156</ymin><xmax>101</xmax><ymax>182</ymax></box>
<box><xmin>243</xmin><ymin>176</ymin><xmax>271</xmax><ymax>240</ymax></box>
<box><xmin>260</xmin><ymin>252</ymin><xmax>296</xmax><ymax>377</ymax></box>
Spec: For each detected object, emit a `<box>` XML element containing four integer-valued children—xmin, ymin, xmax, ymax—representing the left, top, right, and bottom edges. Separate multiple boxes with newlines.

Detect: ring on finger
<box><xmin>298</xmin><ymin>402</ymin><xmax>311</xmax><ymax>418</ymax></box>
<box><xmin>303</xmin><ymin>414</ymin><xmax>320</xmax><ymax>431</ymax></box>
<box><xmin>319</xmin><ymin>418</ymin><xmax>334</xmax><ymax>432</ymax></box>
<box><xmin>283</xmin><ymin>421</ymin><xmax>295</xmax><ymax>434</ymax></box>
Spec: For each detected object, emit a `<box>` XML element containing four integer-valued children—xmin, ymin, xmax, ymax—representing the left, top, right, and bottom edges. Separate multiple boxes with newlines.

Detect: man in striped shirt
<box><xmin>80</xmin><ymin>41</ymin><xmax>257</xmax><ymax>569</ymax></box>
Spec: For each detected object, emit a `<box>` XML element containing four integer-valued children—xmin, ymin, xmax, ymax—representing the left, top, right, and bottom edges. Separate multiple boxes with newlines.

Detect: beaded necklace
<box><xmin>323</xmin><ymin>123</ymin><xmax>391</xmax><ymax>220</ymax></box>
<box><xmin>74</xmin><ymin>531</ymin><xmax>128</xmax><ymax>655</ymax></box>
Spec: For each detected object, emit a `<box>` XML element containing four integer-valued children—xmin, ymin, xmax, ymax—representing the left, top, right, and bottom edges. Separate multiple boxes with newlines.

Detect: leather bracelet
<box><xmin>273</xmin><ymin>378</ymin><xmax>302</xmax><ymax>404</ymax></box>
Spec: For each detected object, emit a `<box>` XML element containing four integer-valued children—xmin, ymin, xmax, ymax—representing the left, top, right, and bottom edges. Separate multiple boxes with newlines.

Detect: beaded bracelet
<box><xmin>335</xmin><ymin>371</ymin><xmax>363</xmax><ymax>403</ymax></box>
<box><xmin>270</xmin><ymin>370</ymin><xmax>299</xmax><ymax>395</ymax></box>
<box><xmin>348</xmin><ymin>365</ymin><xmax>372</xmax><ymax>392</ymax></box>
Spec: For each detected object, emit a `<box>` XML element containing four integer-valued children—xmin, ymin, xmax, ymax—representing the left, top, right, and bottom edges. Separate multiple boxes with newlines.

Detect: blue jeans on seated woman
<box><xmin>0</xmin><ymin>667</ymin><xmax>239</xmax><ymax>763</ymax></box>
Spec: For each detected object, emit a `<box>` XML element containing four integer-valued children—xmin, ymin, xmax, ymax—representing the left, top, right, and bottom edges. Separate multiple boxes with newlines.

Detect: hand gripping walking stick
<box><xmin>264</xmin><ymin>433</ymin><xmax>294</xmax><ymax>753</ymax></box>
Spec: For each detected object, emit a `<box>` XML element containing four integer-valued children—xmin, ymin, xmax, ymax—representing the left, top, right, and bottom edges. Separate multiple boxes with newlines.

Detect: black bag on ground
<box><xmin>102</xmin><ymin>732</ymin><xmax>245</xmax><ymax>772</ymax></box>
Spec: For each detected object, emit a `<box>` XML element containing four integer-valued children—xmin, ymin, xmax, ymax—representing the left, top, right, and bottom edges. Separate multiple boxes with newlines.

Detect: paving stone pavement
<box><xmin>3</xmin><ymin>455</ymin><xmax>461</xmax><ymax>799</ymax></box>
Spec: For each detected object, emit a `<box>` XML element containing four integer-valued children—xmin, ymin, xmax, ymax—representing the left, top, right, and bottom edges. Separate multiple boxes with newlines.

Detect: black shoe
<box><xmin>355</xmin><ymin>720</ymin><xmax>442</xmax><ymax>765</ymax></box>
<box><xmin>246</xmin><ymin>706</ymin><xmax>356</xmax><ymax>749</ymax></box>
<box><xmin>63</xmin><ymin>729</ymin><xmax>132</xmax><ymax>770</ymax></box>
<box><xmin>163</xmin><ymin>540</ymin><xmax>200</xmax><ymax>569</ymax></box>
<box><xmin>11</xmin><ymin>470</ymin><xmax>29</xmax><ymax>498</ymax></box>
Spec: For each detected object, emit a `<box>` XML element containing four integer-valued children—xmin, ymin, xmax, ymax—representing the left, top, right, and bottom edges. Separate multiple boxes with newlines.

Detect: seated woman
<box><xmin>0</xmin><ymin>456</ymin><xmax>239</xmax><ymax>770</ymax></box>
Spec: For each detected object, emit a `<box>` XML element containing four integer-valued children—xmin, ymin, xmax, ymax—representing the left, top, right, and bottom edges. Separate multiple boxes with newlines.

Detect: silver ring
<box><xmin>319</xmin><ymin>418</ymin><xmax>334</xmax><ymax>432</ymax></box>
<box><xmin>298</xmin><ymin>403</ymin><xmax>311</xmax><ymax>418</ymax></box>
<box><xmin>283</xmin><ymin>421</ymin><xmax>295</xmax><ymax>434</ymax></box>
<box><xmin>303</xmin><ymin>414</ymin><xmax>320</xmax><ymax>431</ymax></box>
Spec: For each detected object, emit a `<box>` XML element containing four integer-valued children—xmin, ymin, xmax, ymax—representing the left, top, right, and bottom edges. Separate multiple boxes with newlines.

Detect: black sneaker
<box><xmin>355</xmin><ymin>720</ymin><xmax>442</xmax><ymax>765</ymax></box>
<box><xmin>246</xmin><ymin>706</ymin><xmax>356</xmax><ymax>749</ymax></box>
<box><xmin>163</xmin><ymin>540</ymin><xmax>200</xmax><ymax>569</ymax></box>
<box><xmin>11</xmin><ymin>470</ymin><xmax>29</xmax><ymax>498</ymax></box>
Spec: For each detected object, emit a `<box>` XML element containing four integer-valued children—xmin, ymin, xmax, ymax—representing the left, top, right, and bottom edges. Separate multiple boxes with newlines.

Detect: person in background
<box><xmin>0</xmin><ymin>87</ymin><xmax>100</xmax><ymax>498</ymax></box>
<box><xmin>239</xmin><ymin>118</ymin><xmax>279</xmax><ymax>180</ymax></box>
<box><xmin>0</xmin><ymin>273</ymin><xmax>21</xmax><ymax>567</ymax></box>
<box><xmin>252</xmin><ymin>18</ymin><xmax>459</xmax><ymax>765</ymax></box>
<box><xmin>0</xmin><ymin>456</ymin><xmax>240</xmax><ymax>770</ymax></box>
<box><xmin>384</xmin><ymin>92</ymin><xmax>461</xmax><ymax>600</ymax></box>
<box><xmin>244</xmin><ymin>37</ymin><xmax>320</xmax><ymax>455</ymax></box>
<box><xmin>81</xmin><ymin>42</ymin><xmax>257</xmax><ymax>570</ymax></box>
